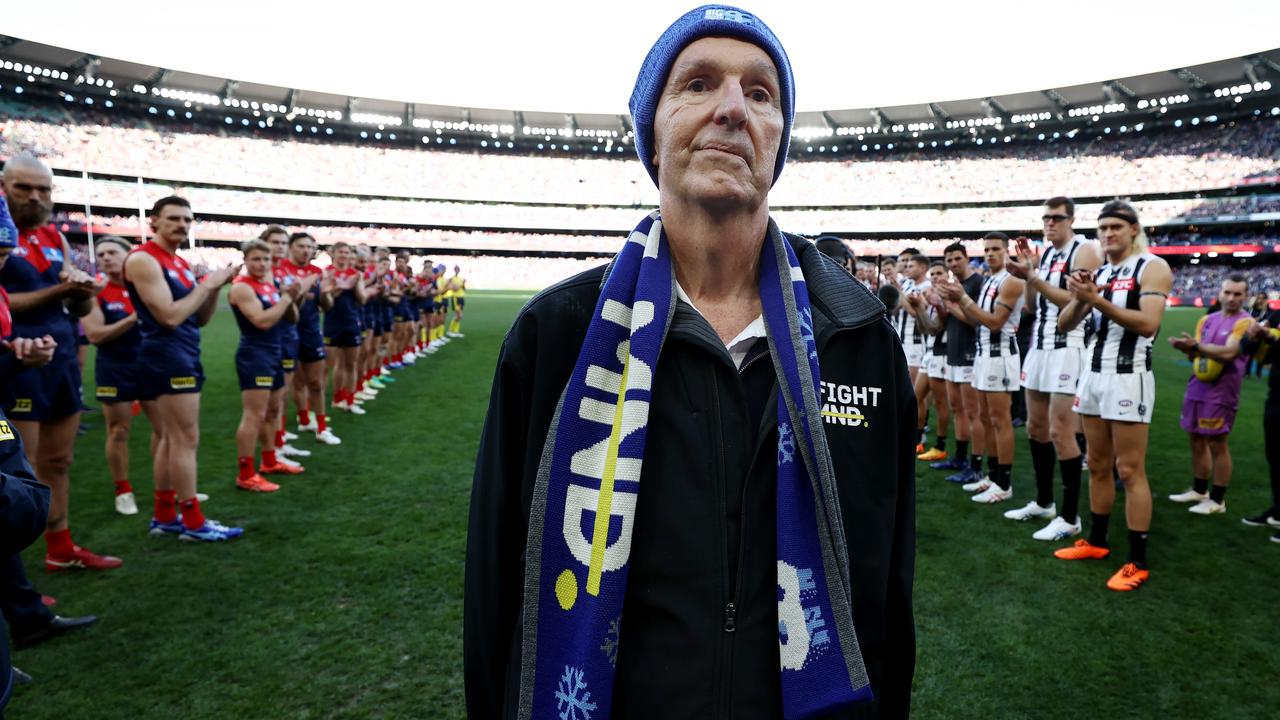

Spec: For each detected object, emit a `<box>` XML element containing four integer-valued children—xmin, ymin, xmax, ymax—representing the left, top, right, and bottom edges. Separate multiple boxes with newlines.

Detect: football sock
<box><xmin>1209</xmin><ymin>484</ymin><xmax>1228</xmax><ymax>504</ymax></box>
<box><xmin>1127</xmin><ymin>529</ymin><xmax>1149</xmax><ymax>569</ymax></box>
<box><xmin>154</xmin><ymin>490</ymin><xmax>178</xmax><ymax>523</ymax></box>
<box><xmin>933</xmin><ymin>435</ymin><xmax>947</xmax><ymax>452</ymax></box>
<box><xmin>113</xmin><ymin>479</ymin><xmax>134</xmax><ymax>496</ymax></box>
<box><xmin>1059</xmin><ymin>455</ymin><xmax>1083</xmax><ymax>523</ymax></box>
<box><xmin>180</xmin><ymin>497</ymin><xmax>206</xmax><ymax>531</ymax></box>
<box><xmin>45</xmin><ymin>528</ymin><xmax>74</xmax><ymax>557</ymax></box>
<box><xmin>955</xmin><ymin>440</ymin><xmax>969</xmax><ymax>462</ymax></box>
<box><xmin>317</xmin><ymin>413</ymin><xmax>328</xmax><ymax>432</ymax></box>
<box><xmin>1029</xmin><ymin>439</ymin><xmax>1056</xmax><ymax>507</ymax></box>
<box><xmin>298</xmin><ymin>409</ymin><xmax>311</xmax><ymax>427</ymax></box>
<box><xmin>238</xmin><ymin>456</ymin><xmax>255</xmax><ymax>481</ymax></box>
<box><xmin>1192</xmin><ymin>477</ymin><xmax>1210</xmax><ymax>495</ymax></box>
<box><xmin>996</xmin><ymin>464</ymin><xmax>1013</xmax><ymax>491</ymax></box>
<box><xmin>987</xmin><ymin>453</ymin><xmax>998</xmax><ymax>478</ymax></box>
<box><xmin>262</xmin><ymin>450</ymin><xmax>278</xmax><ymax>468</ymax></box>
<box><xmin>1088</xmin><ymin>512</ymin><xmax>1111</xmax><ymax>548</ymax></box>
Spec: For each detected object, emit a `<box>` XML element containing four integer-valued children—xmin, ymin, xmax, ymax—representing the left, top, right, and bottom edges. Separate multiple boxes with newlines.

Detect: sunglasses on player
<box><xmin>1042</xmin><ymin>214</ymin><xmax>1072</xmax><ymax>223</ymax></box>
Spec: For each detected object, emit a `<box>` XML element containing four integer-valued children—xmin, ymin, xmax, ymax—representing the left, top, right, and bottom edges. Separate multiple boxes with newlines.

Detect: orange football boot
<box><xmin>1053</xmin><ymin>539</ymin><xmax>1111</xmax><ymax>561</ymax></box>
<box><xmin>1106</xmin><ymin>563</ymin><xmax>1150</xmax><ymax>592</ymax></box>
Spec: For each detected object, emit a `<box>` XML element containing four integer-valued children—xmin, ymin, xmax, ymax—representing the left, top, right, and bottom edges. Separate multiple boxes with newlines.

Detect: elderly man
<box><xmin>465</xmin><ymin>6</ymin><xmax>916</xmax><ymax>719</ymax></box>
<box><xmin>1</xmin><ymin>153</ymin><xmax>119</xmax><ymax>571</ymax></box>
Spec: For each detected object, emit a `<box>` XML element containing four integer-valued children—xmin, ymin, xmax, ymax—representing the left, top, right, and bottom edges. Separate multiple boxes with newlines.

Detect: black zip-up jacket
<box><xmin>465</xmin><ymin>233</ymin><xmax>916</xmax><ymax>719</ymax></box>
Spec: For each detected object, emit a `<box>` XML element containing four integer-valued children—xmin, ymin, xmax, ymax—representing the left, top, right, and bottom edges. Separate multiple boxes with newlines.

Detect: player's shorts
<box><xmin>903</xmin><ymin>342</ymin><xmax>926</xmax><ymax>369</ymax></box>
<box><xmin>95</xmin><ymin>357</ymin><xmax>141</xmax><ymax>404</ymax></box>
<box><xmin>1180</xmin><ymin>399</ymin><xmax>1237</xmax><ymax>436</ymax></box>
<box><xmin>925</xmin><ymin>353</ymin><xmax>948</xmax><ymax>380</ymax></box>
<box><xmin>324</xmin><ymin>330</ymin><xmax>363</xmax><ymax>348</ymax></box>
<box><xmin>1</xmin><ymin>358</ymin><xmax>83</xmax><ymax>421</ymax></box>
<box><xmin>280</xmin><ymin>333</ymin><xmax>299</xmax><ymax>372</ymax></box>
<box><xmin>298</xmin><ymin>338</ymin><xmax>327</xmax><ymax>362</ymax></box>
<box><xmin>438</xmin><ymin>298</ymin><xmax>452</xmax><ymax>313</ymax></box>
<box><xmin>1073</xmin><ymin>369</ymin><xmax>1155</xmax><ymax>424</ymax></box>
<box><xmin>137</xmin><ymin>351</ymin><xmax>205</xmax><ymax>400</ymax></box>
<box><xmin>1021</xmin><ymin>346</ymin><xmax>1085</xmax><ymax>395</ymax></box>
<box><xmin>455</xmin><ymin>297</ymin><xmax>465</xmax><ymax>310</ymax></box>
<box><xmin>393</xmin><ymin>300</ymin><xmax>413</xmax><ymax>323</ymax></box>
<box><xmin>972</xmin><ymin>354</ymin><xmax>1021</xmax><ymax>392</ymax></box>
<box><xmin>944</xmin><ymin>362</ymin><xmax>974</xmax><ymax>385</ymax></box>
<box><xmin>236</xmin><ymin>349</ymin><xmax>285</xmax><ymax>392</ymax></box>
<box><xmin>423</xmin><ymin>298</ymin><xmax>437</xmax><ymax>313</ymax></box>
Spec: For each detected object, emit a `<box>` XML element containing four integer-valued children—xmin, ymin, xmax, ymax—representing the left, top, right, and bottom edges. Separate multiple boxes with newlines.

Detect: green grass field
<box><xmin>8</xmin><ymin>294</ymin><xmax>1279</xmax><ymax>719</ymax></box>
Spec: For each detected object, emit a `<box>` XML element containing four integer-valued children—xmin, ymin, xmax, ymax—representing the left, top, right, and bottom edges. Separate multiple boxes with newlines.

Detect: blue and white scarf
<box><xmin>519</xmin><ymin>212</ymin><xmax>872</xmax><ymax>719</ymax></box>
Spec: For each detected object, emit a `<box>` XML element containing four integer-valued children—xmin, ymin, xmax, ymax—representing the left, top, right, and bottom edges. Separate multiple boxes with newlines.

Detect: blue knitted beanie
<box><xmin>629</xmin><ymin>5</ymin><xmax>794</xmax><ymax>188</ymax></box>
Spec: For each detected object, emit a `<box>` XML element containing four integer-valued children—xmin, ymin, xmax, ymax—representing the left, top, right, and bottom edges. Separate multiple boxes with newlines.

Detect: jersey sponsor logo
<box><xmin>12</xmin><ymin>246</ymin><xmax>28</xmax><ymax>257</ymax></box>
<box><xmin>1198</xmin><ymin>417</ymin><xmax>1225</xmax><ymax>430</ymax></box>
<box><xmin>0</xmin><ymin>420</ymin><xmax>14</xmax><ymax>440</ymax></box>
<box><xmin>170</xmin><ymin>376</ymin><xmax>197</xmax><ymax>389</ymax></box>
<box><xmin>96</xmin><ymin>386</ymin><xmax>119</xmax><ymax>398</ymax></box>
<box><xmin>819</xmin><ymin>381</ymin><xmax>882</xmax><ymax>428</ymax></box>
<box><xmin>1050</xmin><ymin>261</ymin><xmax>1067</xmax><ymax>273</ymax></box>
<box><xmin>12</xmin><ymin>398</ymin><xmax>33</xmax><ymax>413</ymax></box>
<box><xmin>281</xmin><ymin>359</ymin><xmax>296</xmax><ymax>370</ymax></box>
<box><xmin>1110</xmin><ymin>278</ymin><xmax>1136</xmax><ymax>292</ymax></box>
<box><xmin>255</xmin><ymin>376</ymin><xmax>275</xmax><ymax>387</ymax></box>
<box><xmin>105</xmin><ymin>301</ymin><xmax>129</xmax><ymax>312</ymax></box>
<box><xmin>42</xmin><ymin>247</ymin><xmax>64</xmax><ymax>262</ymax></box>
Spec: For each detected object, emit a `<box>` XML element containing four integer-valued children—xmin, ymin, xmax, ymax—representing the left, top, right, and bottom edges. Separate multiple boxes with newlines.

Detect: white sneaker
<box><xmin>315</xmin><ymin>429</ymin><xmax>342</xmax><ymax>445</ymax></box>
<box><xmin>1188</xmin><ymin>498</ymin><xmax>1226</xmax><ymax>515</ymax></box>
<box><xmin>972</xmin><ymin>483</ymin><xmax>1013</xmax><ymax>504</ymax></box>
<box><xmin>962</xmin><ymin>476</ymin><xmax>992</xmax><ymax>493</ymax></box>
<box><xmin>1003</xmin><ymin>501</ymin><xmax>1056</xmax><ymax>521</ymax></box>
<box><xmin>1032</xmin><ymin>515</ymin><xmax>1082</xmax><ymax>541</ymax></box>
<box><xmin>1169</xmin><ymin>488</ymin><xmax>1209</xmax><ymax>503</ymax></box>
<box><xmin>355</xmin><ymin>390</ymin><xmax>377</xmax><ymax>401</ymax></box>
<box><xmin>196</xmin><ymin>492</ymin><xmax>209</xmax><ymax>502</ymax></box>
<box><xmin>347</xmin><ymin>403</ymin><xmax>367</xmax><ymax>415</ymax></box>
<box><xmin>278</xmin><ymin>443</ymin><xmax>311</xmax><ymax>458</ymax></box>
<box><xmin>379</xmin><ymin>368</ymin><xmax>392</xmax><ymax>376</ymax></box>
<box><xmin>276</xmin><ymin>454</ymin><xmax>302</xmax><ymax>469</ymax></box>
<box><xmin>282</xmin><ymin>430</ymin><xmax>298</xmax><ymax>441</ymax></box>
<box><xmin>297</xmin><ymin>419</ymin><xmax>318</xmax><ymax>433</ymax></box>
<box><xmin>115</xmin><ymin>492</ymin><xmax>138</xmax><ymax>515</ymax></box>
<box><xmin>402</xmin><ymin>354</ymin><xmax>416</xmax><ymax>365</ymax></box>
<box><xmin>447</xmin><ymin>332</ymin><xmax>464</xmax><ymax>338</ymax></box>
<box><xmin>424</xmin><ymin>345</ymin><xmax>439</xmax><ymax>354</ymax></box>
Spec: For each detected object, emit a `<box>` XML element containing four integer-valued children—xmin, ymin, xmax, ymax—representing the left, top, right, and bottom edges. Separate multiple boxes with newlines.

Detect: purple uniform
<box><xmin>1180</xmin><ymin>310</ymin><xmax>1252</xmax><ymax>436</ymax></box>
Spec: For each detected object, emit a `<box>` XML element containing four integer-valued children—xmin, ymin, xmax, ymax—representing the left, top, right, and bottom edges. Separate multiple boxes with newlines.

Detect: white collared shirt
<box><xmin>676</xmin><ymin>282</ymin><xmax>767</xmax><ymax>369</ymax></box>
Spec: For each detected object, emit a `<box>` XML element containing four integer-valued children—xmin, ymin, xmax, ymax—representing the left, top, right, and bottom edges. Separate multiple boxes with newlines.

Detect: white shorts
<box><xmin>945</xmin><ymin>363</ymin><xmax>974</xmax><ymax>385</ymax></box>
<box><xmin>1072</xmin><ymin>369</ymin><xmax>1155</xmax><ymax>424</ymax></box>
<box><xmin>926</xmin><ymin>353</ymin><xmax>948</xmax><ymax>380</ymax></box>
<box><xmin>1022</xmin><ymin>346</ymin><xmax>1085</xmax><ymax>395</ymax></box>
<box><xmin>972</xmin><ymin>354</ymin><xmax>1021</xmax><ymax>392</ymax></box>
<box><xmin>904</xmin><ymin>342</ymin><xmax>926</xmax><ymax>369</ymax></box>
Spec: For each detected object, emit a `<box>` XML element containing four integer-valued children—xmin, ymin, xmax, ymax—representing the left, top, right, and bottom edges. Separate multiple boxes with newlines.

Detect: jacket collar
<box><xmin>598</xmin><ymin>216</ymin><xmax>887</xmax><ymax>343</ymax></box>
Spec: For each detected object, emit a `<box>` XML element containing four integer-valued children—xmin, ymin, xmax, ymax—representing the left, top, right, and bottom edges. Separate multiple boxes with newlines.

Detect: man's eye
<box><xmin>688</xmin><ymin>79</ymin><xmax>708</xmax><ymax>92</ymax></box>
<box><xmin>750</xmin><ymin>90</ymin><xmax>770</xmax><ymax>102</ymax></box>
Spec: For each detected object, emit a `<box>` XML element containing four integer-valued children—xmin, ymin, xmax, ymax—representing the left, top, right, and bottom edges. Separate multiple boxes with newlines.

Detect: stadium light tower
<box><xmin>1103</xmin><ymin>80</ymin><xmax>1137</xmax><ymax>105</ymax></box>
<box><xmin>1041</xmin><ymin>89</ymin><xmax>1070</xmax><ymax>120</ymax></box>
<box><xmin>1173</xmin><ymin>67</ymin><xmax>1211</xmax><ymax>101</ymax></box>
<box><xmin>981</xmin><ymin>97</ymin><xmax>1008</xmax><ymax>126</ymax></box>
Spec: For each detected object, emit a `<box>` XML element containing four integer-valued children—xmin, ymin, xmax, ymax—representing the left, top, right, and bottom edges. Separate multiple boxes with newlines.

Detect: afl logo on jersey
<box><xmin>1119</xmin><ymin>399</ymin><xmax>1133</xmax><ymax>408</ymax></box>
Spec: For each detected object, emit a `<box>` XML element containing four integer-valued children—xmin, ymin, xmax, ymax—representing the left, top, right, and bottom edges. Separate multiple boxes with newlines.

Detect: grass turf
<box><xmin>8</xmin><ymin>295</ymin><xmax>1279</xmax><ymax>719</ymax></box>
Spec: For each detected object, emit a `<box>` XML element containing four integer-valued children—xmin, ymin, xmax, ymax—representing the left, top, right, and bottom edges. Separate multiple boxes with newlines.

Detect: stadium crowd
<box><xmin>1</xmin><ymin>105</ymin><xmax>1277</xmax><ymax>206</ymax></box>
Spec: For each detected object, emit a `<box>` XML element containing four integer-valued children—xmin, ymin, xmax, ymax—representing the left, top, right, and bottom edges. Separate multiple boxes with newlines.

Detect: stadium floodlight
<box><xmin>104</xmin><ymin>100</ymin><xmax>112</xmax><ymax>108</ymax></box>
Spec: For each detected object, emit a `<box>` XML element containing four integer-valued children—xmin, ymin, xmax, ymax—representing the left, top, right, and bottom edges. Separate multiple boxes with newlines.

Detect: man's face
<box><xmin>334</xmin><ymin>245</ymin><xmax>353</xmax><ymax>267</ymax></box>
<box><xmin>396</xmin><ymin>257</ymin><xmax>409</xmax><ymax>274</ymax></box>
<box><xmin>909</xmin><ymin>258</ymin><xmax>928</xmax><ymax>281</ymax></box>
<box><xmin>984</xmin><ymin>240</ymin><xmax>1007</xmax><ymax>272</ymax></box>
<box><xmin>96</xmin><ymin>243</ymin><xmax>128</xmax><ymax>275</ymax></box>
<box><xmin>267</xmin><ymin>232</ymin><xmax>288</xmax><ymax>259</ymax></box>
<box><xmin>150</xmin><ymin>204</ymin><xmax>193</xmax><ymax>245</ymax></box>
<box><xmin>3</xmin><ymin>164</ymin><xmax>54</xmax><ymax>230</ymax></box>
<box><xmin>652</xmin><ymin>37</ymin><xmax>783</xmax><ymax>212</ymax></box>
<box><xmin>945</xmin><ymin>250</ymin><xmax>968</xmax><ymax>276</ymax></box>
<box><xmin>378</xmin><ymin>258</ymin><xmax>391</xmax><ymax>273</ymax></box>
<box><xmin>1041</xmin><ymin>204</ymin><xmax>1074</xmax><ymax>244</ymax></box>
<box><xmin>290</xmin><ymin>236</ymin><xmax>315</xmax><ymax>265</ymax></box>
<box><xmin>928</xmin><ymin>265</ymin><xmax>946</xmax><ymax>285</ymax></box>
<box><xmin>896</xmin><ymin>253</ymin><xmax>912</xmax><ymax>275</ymax></box>
<box><xmin>1220</xmin><ymin>280</ymin><xmax>1248</xmax><ymax>314</ymax></box>
<box><xmin>1096</xmin><ymin>218</ymin><xmax>1135</xmax><ymax>255</ymax></box>
<box><xmin>245</xmin><ymin>249</ymin><xmax>271</xmax><ymax>279</ymax></box>
<box><xmin>880</xmin><ymin>259</ymin><xmax>895</xmax><ymax>278</ymax></box>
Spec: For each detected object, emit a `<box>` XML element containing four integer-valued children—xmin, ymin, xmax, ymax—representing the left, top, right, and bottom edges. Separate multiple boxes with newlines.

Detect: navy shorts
<box><xmin>138</xmin><ymin>352</ymin><xmax>205</xmax><ymax>400</ymax></box>
<box><xmin>423</xmin><ymin>299</ymin><xmax>437</xmax><ymax>313</ymax></box>
<box><xmin>298</xmin><ymin>333</ymin><xmax>328</xmax><ymax>362</ymax></box>
<box><xmin>381</xmin><ymin>305</ymin><xmax>394</xmax><ymax>331</ymax></box>
<box><xmin>95</xmin><ymin>357</ymin><xmax>141</xmax><ymax>404</ymax></box>
<box><xmin>236</xmin><ymin>349</ymin><xmax>285</xmax><ymax>391</ymax></box>
<box><xmin>2</xmin><ymin>358</ymin><xmax>83</xmax><ymax>421</ymax></box>
<box><xmin>324</xmin><ymin>330</ymin><xmax>362</xmax><ymax>348</ymax></box>
<box><xmin>280</xmin><ymin>333</ymin><xmax>299</xmax><ymax>373</ymax></box>
<box><xmin>455</xmin><ymin>297</ymin><xmax>465</xmax><ymax>310</ymax></box>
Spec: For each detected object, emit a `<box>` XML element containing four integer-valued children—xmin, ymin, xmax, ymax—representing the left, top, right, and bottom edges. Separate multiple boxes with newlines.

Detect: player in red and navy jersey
<box><xmin>229</xmin><ymin>239</ymin><xmax>309</xmax><ymax>492</ymax></box>
<box><xmin>81</xmin><ymin>237</ymin><xmax>143</xmax><ymax>516</ymax></box>
<box><xmin>2</xmin><ymin>153</ymin><xmax>120</xmax><ymax>570</ymax></box>
<box><xmin>287</xmin><ymin>232</ymin><xmax>340</xmax><ymax>444</ymax></box>
<box><xmin>124</xmin><ymin>196</ymin><xmax>241</xmax><ymax>542</ymax></box>
<box><xmin>324</xmin><ymin>242</ymin><xmax>367</xmax><ymax>414</ymax></box>
<box><xmin>265</xmin><ymin>226</ymin><xmax>310</xmax><ymax>466</ymax></box>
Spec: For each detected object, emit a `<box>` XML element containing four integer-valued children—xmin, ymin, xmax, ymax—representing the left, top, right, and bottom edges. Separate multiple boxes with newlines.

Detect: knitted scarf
<box><xmin>519</xmin><ymin>212</ymin><xmax>871</xmax><ymax>719</ymax></box>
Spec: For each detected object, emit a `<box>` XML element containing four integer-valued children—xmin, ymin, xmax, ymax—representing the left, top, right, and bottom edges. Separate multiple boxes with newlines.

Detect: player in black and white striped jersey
<box><xmin>938</xmin><ymin>233</ymin><xmax>1025</xmax><ymax>504</ymax></box>
<box><xmin>1003</xmin><ymin>197</ymin><xmax>1103</xmax><ymax>540</ymax></box>
<box><xmin>1053</xmin><ymin>200</ymin><xmax>1171</xmax><ymax>592</ymax></box>
<box><xmin>907</xmin><ymin>261</ymin><xmax>953</xmax><ymax>462</ymax></box>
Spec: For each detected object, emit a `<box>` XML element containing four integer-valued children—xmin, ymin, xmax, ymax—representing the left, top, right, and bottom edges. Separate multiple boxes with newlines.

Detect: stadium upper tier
<box><xmin>2</xmin><ymin>109</ymin><xmax>1277</xmax><ymax>208</ymax></box>
<box><xmin>35</xmin><ymin>173</ymin><xmax>1280</xmax><ymax>234</ymax></box>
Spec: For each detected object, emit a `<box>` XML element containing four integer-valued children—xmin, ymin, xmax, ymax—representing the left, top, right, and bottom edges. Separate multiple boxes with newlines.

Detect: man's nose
<box><xmin>713</xmin><ymin>79</ymin><xmax>748</xmax><ymax>128</ymax></box>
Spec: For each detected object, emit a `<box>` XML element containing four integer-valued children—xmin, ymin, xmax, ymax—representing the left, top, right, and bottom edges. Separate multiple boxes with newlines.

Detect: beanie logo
<box><xmin>704</xmin><ymin>7</ymin><xmax>754</xmax><ymax>25</ymax></box>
